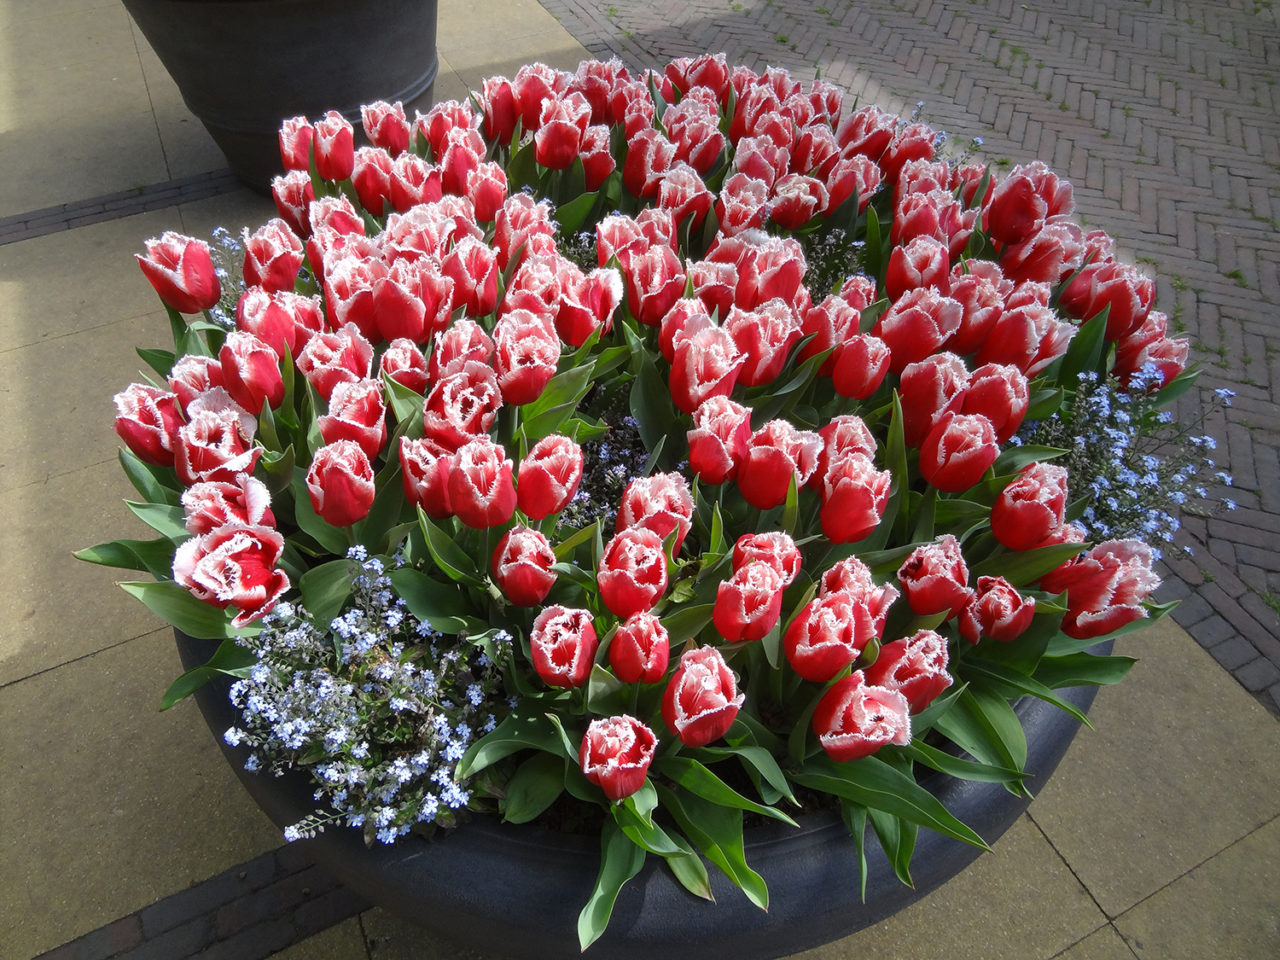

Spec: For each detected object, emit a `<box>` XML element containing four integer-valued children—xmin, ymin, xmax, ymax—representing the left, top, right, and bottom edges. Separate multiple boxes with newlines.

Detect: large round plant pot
<box><xmin>122</xmin><ymin>0</ymin><xmax>439</xmax><ymax>191</ymax></box>
<box><xmin>178</xmin><ymin>630</ymin><xmax>1102</xmax><ymax>960</ymax></box>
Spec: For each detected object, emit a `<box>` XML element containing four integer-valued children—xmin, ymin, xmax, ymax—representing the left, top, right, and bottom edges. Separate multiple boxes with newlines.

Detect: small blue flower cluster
<box><xmin>1021</xmin><ymin>367</ymin><xmax>1236</xmax><ymax>561</ymax></box>
<box><xmin>206</xmin><ymin>225</ymin><xmax>243</xmax><ymax>330</ymax></box>
<box><xmin>225</xmin><ymin>549</ymin><xmax>506</xmax><ymax>844</ymax></box>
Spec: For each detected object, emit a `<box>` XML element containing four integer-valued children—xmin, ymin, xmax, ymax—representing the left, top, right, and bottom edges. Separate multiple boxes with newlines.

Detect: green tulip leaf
<box><xmin>119</xmin><ymin>580</ymin><xmax>246</xmax><ymax>640</ymax></box>
<box><xmin>1033</xmin><ymin>651</ymin><xmax>1137</xmax><ymax>688</ymax></box>
<box><xmin>388</xmin><ymin>566</ymin><xmax>471</xmax><ymax>633</ymax></box>
<box><xmin>415</xmin><ymin>508</ymin><xmax>482</xmax><ymax>585</ymax></box>
<box><xmin>656</xmin><ymin>756</ymin><xmax>797</xmax><ymax>827</ymax></box>
<box><xmin>897</xmin><ymin>740</ymin><xmax>1025</xmax><ymax>785</ymax></box>
<box><xmin>656</xmin><ymin>784</ymin><xmax>769</xmax><ymax>911</ymax></box>
<box><xmin>868</xmin><ymin>808</ymin><xmax>916</xmax><ymax>887</ymax></box>
<box><xmin>793</xmin><ymin>755</ymin><xmax>988</xmax><ymax>850</ymax></box>
<box><xmin>458</xmin><ymin>709</ymin><xmax>566</xmax><ymax>778</ymax></box>
<box><xmin>74</xmin><ymin>537</ymin><xmax>176</xmax><ymax>578</ymax></box>
<box><xmin>932</xmin><ymin>686</ymin><xmax>1029</xmax><ymax>779</ymax></box>
<box><xmin>577</xmin><ymin>820</ymin><xmax>647</xmax><ymax>952</ymax></box>
<box><xmin>298</xmin><ymin>559</ymin><xmax>357</xmax><ymax>628</ymax></box>
<box><xmin>502</xmin><ymin>752</ymin><xmax>566</xmax><ymax>824</ymax></box>
<box><xmin>118</xmin><ymin>448</ymin><xmax>181</xmax><ymax>506</ymax></box>
<box><xmin>159</xmin><ymin>637</ymin><xmax>257</xmax><ymax>710</ymax></box>
<box><xmin>125</xmin><ymin>501</ymin><xmax>189</xmax><ymax>540</ymax></box>
<box><xmin>971</xmin><ymin>541</ymin><xmax>1087</xmax><ymax>586</ymax></box>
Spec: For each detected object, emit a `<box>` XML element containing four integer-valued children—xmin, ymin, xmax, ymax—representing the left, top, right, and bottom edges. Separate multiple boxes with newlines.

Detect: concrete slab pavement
<box><xmin>2</xmin><ymin>0</ymin><xmax>1277</xmax><ymax>958</ymax></box>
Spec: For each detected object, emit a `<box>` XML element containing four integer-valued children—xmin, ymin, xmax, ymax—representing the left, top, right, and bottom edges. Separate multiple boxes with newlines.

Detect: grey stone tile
<box><xmin>0</xmin><ymin>308</ymin><xmax>172</xmax><ymax>493</ymax></box>
<box><xmin>134</xmin><ymin>39</ymin><xmax>229</xmax><ymax>181</ymax></box>
<box><xmin>0</xmin><ymin>210</ymin><xmax>173</xmax><ymax>353</ymax></box>
<box><xmin>1028</xmin><ymin>619</ymin><xmax>1280</xmax><ymax>918</ymax></box>
<box><xmin>790</xmin><ymin>817</ymin><xmax>1105</xmax><ymax>960</ymax></box>
<box><xmin>363</xmin><ymin>907</ymin><xmax>504</xmax><ymax>960</ymax></box>
<box><xmin>444</xmin><ymin>34</ymin><xmax>591</xmax><ymax>91</ymax></box>
<box><xmin>0</xmin><ymin>460</ymin><xmax>166</xmax><ymax>685</ymax></box>
<box><xmin>1113</xmin><ymin>818</ymin><xmax>1280</xmax><ymax>959</ymax></box>
<box><xmin>175</xmin><ymin>191</ymin><xmax>280</xmax><ymax>244</ymax></box>
<box><xmin>1056</xmin><ymin>924</ymin><xmax>1140</xmax><ymax>960</ymax></box>
<box><xmin>436</xmin><ymin>0</ymin><xmax>572</xmax><ymax>49</ymax></box>
<box><xmin>274</xmin><ymin>917</ymin><xmax>371</xmax><ymax>960</ymax></box>
<box><xmin>0</xmin><ymin>628</ymin><xmax>280</xmax><ymax>958</ymax></box>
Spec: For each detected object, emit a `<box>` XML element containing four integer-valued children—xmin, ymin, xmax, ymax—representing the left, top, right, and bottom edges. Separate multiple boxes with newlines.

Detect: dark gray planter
<box><xmin>122</xmin><ymin>0</ymin><xmax>439</xmax><ymax>191</ymax></box>
<box><xmin>177</xmin><ymin>630</ymin><xmax>1101</xmax><ymax>959</ymax></box>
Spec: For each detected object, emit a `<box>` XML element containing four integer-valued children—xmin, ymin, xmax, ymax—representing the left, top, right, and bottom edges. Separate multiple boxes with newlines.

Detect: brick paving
<box><xmin>34</xmin><ymin>846</ymin><xmax>369</xmax><ymax>960</ymax></box>
<box><xmin>537</xmin><ymin>0</ymin><xmax>1280</xmax><ymax>712</ymax></box>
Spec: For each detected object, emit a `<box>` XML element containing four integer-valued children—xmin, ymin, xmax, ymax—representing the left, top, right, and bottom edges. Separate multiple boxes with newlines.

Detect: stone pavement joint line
<box><xmin>32</xmin><ymin>846</ymin><xmax>370</xmax><ymax>960</ymax></box>
<box><xmin>0</xmin><ymin>171</ymin><xmax>242</xmax><ymax>247</ymax></box>
<box><xmin>534</xmin><ymin>0</ymin><xmax>1280</xmax><ymax>714</ymax></box>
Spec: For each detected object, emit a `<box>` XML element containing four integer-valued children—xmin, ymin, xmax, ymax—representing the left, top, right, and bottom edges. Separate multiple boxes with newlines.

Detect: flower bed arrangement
<box><xmin>81</xmin><ymin>53</ymin><xmax>1232</xmax><ymax>951</ymax></box>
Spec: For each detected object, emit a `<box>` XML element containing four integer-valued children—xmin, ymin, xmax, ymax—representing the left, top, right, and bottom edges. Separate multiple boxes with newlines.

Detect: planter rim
<box><xmin>176</xmin><ymin>629</ymin><xmax>1104</xmax><ymax>960</ymax></box>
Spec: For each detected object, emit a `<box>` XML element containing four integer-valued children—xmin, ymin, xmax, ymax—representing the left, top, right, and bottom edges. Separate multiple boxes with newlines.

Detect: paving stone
<box><xmin>0</xmin><ymin>630</ymin><xmax>280</xmax><ymax>958</ymax></box>
<box><xmin>1185</xmin><ymin>613</ymin><xmax>1239</xmax><ymax>649</ymax></box>
<box><xmin>37</xmin><ymin>916</ymin><xmax>142</xmax><ymax>960</ymax></box>
<box><xmin>1027</xmin><ymin>620</ymin><xmax>1280</xmax><ymax>918</ymax></box>
<box><xmin>1235</xmin><ymin>656</ymin><xmax>1280</xmax><ymax>693</ymax></box>
<box><xmin>790</xmin><ymin>817</ymin><xmax>1105</xmax><ymax>960</ymax></box>
<box><xmin>1055</xmin><ymin>924</ymin><xmax>1139</xmax><ymax>960</ymax></box>
<box><xmin>1113</xmin><ymin>818</ymin><xmax>1280</xmax><ymax>960</ymax></box>
<box><xmin>1208</xmin><ymin>636</ymin><xmax>1264</xmax><ymax>672</ymax></box>
<box><xmin>138</xmin><ymin>851</ymin><xmax>278</xmax><ymax>938</ymax></box>
<box><xmin>272</xmin><ymin>918</ymin><xmax>371</xmax><ymax>960</ymax></box>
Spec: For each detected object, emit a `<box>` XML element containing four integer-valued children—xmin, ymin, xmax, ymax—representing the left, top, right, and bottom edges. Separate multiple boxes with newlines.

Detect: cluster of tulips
<box><xmin>95</xmin><ymin>52</ymin><xmax>1183</xmax><ymax>948</ymax></box>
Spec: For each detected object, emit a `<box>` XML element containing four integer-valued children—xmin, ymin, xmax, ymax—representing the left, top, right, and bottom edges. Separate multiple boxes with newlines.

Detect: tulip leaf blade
<box><xmin>971</xmin><ymin>541</ymin><xmax>1086</xmax><ymax>586</ymax></box>
<box><xmin>867</xmin><ymin>807</ymin><xmax>916</xmax><ymax>887</ymax></box>
<box><xmin>137</xmin><ymin>347</ymin><xmax>176</xmax><ymax>378</ymax></box>
<box><xmin>695</xmin><ymin>744</ymin><xmax>798</xmax><ymax>806</ymax></box>
<box><xmin>991</xmin><ymin>443</ymin><xmax>1070</xmax><ymax>477</ymax></box>
<box><xmin>613</xmin><ymin>798</ymin><xmax>685</xmax><ymax>856</ymax></box>
<box><xmin>458</xmin><ymin>708</ymin><xmax>566</xmax><ymax>779</ymax></box>
<box><xmin>554</xmin><ymin>518</ymin><xmax>601</xmax><ymax>562</ymax></box>
<box><xmin>660</xmin><ymin>834</ymin><xmax>715</xmax><ymax>902</ymax></box>
<box><xmin>506</xmin><ymin>138</ymin><xmax>539</xmax><ymax>193</ymax></box>
<box><xmin>793</xmin><ymin>754</ymin><xmax>989</xmax><ymax>851</ymax></box>
<box><xmin>839</xmin><ymin>801</ymin><xmax>871</xmax><ymax>901</ymax></box>
<box><xmin>388</xmin><ymin>566</ymin><xmax>471</xmax><ymax>633</ymax></box>
<box><xmin>656</xmin><ymin>756</ymin><xmax>798</xmax><ymax>827</ymax></box>
<box><xmin>298</xmin><ymin>558</ymin><xmax>358</xmax><ymax>629</ymax></box>
<box><xmin>586</xmin><ymin>663</ymin><xmax>630</xmax><ymax>716</ymax></box>
<box><xmin>556</xmin><ymin>189</ymin><xmax>600</xmax><ymax>235</ymax></box>
<box><xmin>125</xmin><ymin>500</ymin><xmax>189</xmax><ymax>540</ymax></box>
<box><xmin>660</xmin><ymin>602</ymin><xmax>715</xmax><ymax>645</ymax></box>
<box><xmin>962</xmin><ymin>659</ymin><xmax>1092</xmax><ymax>726</ymax></box>
<box><xmin>871</xmin><ymin>391</ymin><xmax>908</xmax><ymax>550</ymax></box>
<box><xmin>896</xmin><ymin>740</ymin><xmax>1025</xmax><ymax>785</ymax></box>
<box><xmin>159</xmin><ymin>636</ymin><xmax>257</xmax><ymax>710</ymax></box>
<box><xmin>119</xmin><ymin>580</ymin><xmax>243</xmax><ymax>640</ymax></box>
<box><xmin>502</xmin><ymin>752</ymin><xmax>566</xmax><ymax>824</ymax></box>
<box><xmin>656</xmin><ymin>783</ymin><xmax>769</xmax><ymax>911</ymax></box>
<box><xmin>932</xmin><ymin>686</ymin><xmax>1028</xmax><ymax>779</ymax></box>
<box><xmin>1032</xmin><ymin>651</ymin><xmax>1137</xmax><ymax>688</ymax></box>
<box><xmin>118</xmin><ymin>448</ymin><xmax>182</xmax><ymax>506</ymax></box>
<box><xmin>75</xmin><ymin>537</ymin><xmax>176</xmax><ymax>578</ymax></box>
<box><xmin>1152</xmin><ymin>363</ymin><xmax>1200</xmax><ymax>408</ymax></box>
<box><xmin>1056</xmin><ymin>307</ymin><xmax>1110</xmax><ymax>388</ymax></box>
<box><xmin>415</xmin><ymin>508</ymin><xmax>483</xmax><ymax>585</ymax></box>
<box><xmin>578</xmin><ymin>819</ymin><xmax>647</xmax><ymax>952</ymax></box>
